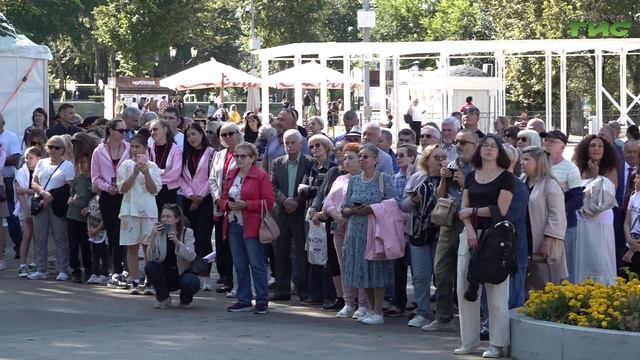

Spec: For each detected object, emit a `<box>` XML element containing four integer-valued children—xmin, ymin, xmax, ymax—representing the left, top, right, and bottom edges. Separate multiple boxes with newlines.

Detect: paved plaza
<box><xmin>0</xmin><ymin>247</ymin><xmax>504</xmax><ymax>360</ymax></box>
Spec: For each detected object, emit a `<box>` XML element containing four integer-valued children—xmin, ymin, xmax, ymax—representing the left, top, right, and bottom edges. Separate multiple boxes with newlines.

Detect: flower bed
<box><xmin>521</xmin><ymin>278</ymin><xmax>640</xmax><ymax>331</ymax></box>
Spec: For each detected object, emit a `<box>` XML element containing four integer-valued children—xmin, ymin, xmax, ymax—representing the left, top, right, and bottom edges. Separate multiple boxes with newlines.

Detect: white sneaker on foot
<box><xmin>362</xmin><ymin>314</ymin><xmax>384</xmax><ymax>325</ymax></box>
<box><xmin>28</xmin><ymin>271</ymin><xmax>48</xmax><ymax>280</ymax></box>
<box><xmin>226</xmin><ymin>289</ymin><xmax>237</xmax><ymax>298</ymax></box>
<box><xmin>422</xmin><ymin>319</ymin><xmax>457</xmax><ymax>332</ymax></box>
<box><xmin>408</xmin><ymin>314</ymin><xmax>429</xmax><ymax>327</ymax></box>
<box><xmin>56</xmin><ymin>272</ymin><xmax>69</xmax><ymax>281</ymax></box>
<box><xmin>95</xmin><ymin>275</ymin><xmax>109</xmax><ymax>285</ymax></box>
<box><xmin>86</xmin><ymin>274</ymin><xmax>99</xmax><ymax>284</ymax></box>
<box><xmin>154</xmin><ymin>297</ymin><xmax>172</xmax><ymax>309</ymax></box>
<box><xmin>482</xmin><ymin>345</ymin><xmax>505</xmax><ymax>358</ymax></box>
<box><xmin>453</xmin><ymin>342</ymin><xmax>480</xmax><ymax>355</ymax></box>
<box><xmin>336</xmin><ymin>305</ymin><xmax>355</xmax><ymax>318</ymax></box>
<box><xmin>352</xmin><ymin>306</ymin><xmax>370</xmax><ymax>320</ymax></box>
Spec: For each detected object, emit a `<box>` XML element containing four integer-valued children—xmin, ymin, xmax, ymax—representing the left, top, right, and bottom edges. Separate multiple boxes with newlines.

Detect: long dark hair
<box><xmin>471</xmin><ymin>133</ymin><xmax>511</xmax><ymax>170</ymax></box>
<box><xmin>573</xmin><ymin>134</ymin><xmax>618</xmax><ymax>175</ymax></box>
<box><xmin>162</xmin><ymin>203</ymin><xmax>189</xmax><ymax>239</ymax></box>
<box><xmin>32</xmin><ymin>107</ymin><xmax>48</xmax><ymax>128</ymax></box>
<box><xmin>182</xmin><ymin>122</ymin><xmax>211</xmax><ymax>164</ymax></box>
<box><xmin>71</xmin><ymin>132</ymin><xmax>98</xmax><ymax>173</ymax></box>
<box><xmin>103</xmin><ymin>118</ymin><xmax>126</xmax><ymax>143</ymax></box>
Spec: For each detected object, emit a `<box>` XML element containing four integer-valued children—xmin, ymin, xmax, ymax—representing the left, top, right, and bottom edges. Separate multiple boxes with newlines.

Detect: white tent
<box><xmin>0</xmin><ymin>14</ymin><xmax>52</xmax><ymax>137</ymax></box>
<box><xmin>160</xmin><ymin>57</ymin><xmax>261</xmax><ymax>90</ymax></box>
<box><xmin>267</xmin><ymin>61</ymin><xmax>363</xmax><ymax>89</ymax></box>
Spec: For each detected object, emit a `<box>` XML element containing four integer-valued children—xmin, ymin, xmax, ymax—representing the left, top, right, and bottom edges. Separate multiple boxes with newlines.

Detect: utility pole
<box><xmin>250</xmin><ymin>0</ymin><xmax>256</xmax><ymax>70</ymax></box>
<box><xmin>362</xmin><ymin>0</ymin><xmax>371</xmax><ymax>123</ymax></box>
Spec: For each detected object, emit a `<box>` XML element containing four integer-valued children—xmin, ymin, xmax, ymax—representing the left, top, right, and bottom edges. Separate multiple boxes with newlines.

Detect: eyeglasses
<box><xmin>358</xmin><ymin>154</ymin><xmax>371</xmax><ymax>160</ymax></box>
<box><xmin>47</xmin><ymin>145</ymin><xmax>62</xmax><ymax>151</ymax></box>
<box><xmin>113</xmin><ymin>129</ymin><xmax>127</xmax><ymax>134</ymax></box>
<box><xmin>420</xmin><ymin>134</ymin><xmax>434</xmax><ymax>139</ymax></box>
<box><xmin>233</xmin><ymin>154</ymin><xmax>250</xmax><ymax>160</ymax></box>
<box><xmin>454</xmin><ymin>140</ymin><xmax>474</xmax><ymax>146</ymax></box>
<box><xmin>309</xmin><ymin>143</ymin><xmax>323</xmax><ymax>149</ymax></box>
<box><xmin>220</xmin><ymin>131</ymin><xmax>238</xmax><ymax>138</ymax></box>
<box><xmin>517</xmin><ymin>137</ymin><xmax>528</xmax><ymax>142</ymax></box>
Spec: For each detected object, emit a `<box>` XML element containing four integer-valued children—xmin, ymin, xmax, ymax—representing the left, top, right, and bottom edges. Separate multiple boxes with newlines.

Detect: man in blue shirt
<box><xmin>262</xmin><ymin>108</ymin><xmax>308</xmax><ymax>172</ymax></box>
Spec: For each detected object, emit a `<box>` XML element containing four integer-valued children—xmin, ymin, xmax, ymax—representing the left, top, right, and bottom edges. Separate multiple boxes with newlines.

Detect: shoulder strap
<box><xmin>43</xmin><ymin>160</ymin><xmax>65</xmax><ymax>190</ymax></box>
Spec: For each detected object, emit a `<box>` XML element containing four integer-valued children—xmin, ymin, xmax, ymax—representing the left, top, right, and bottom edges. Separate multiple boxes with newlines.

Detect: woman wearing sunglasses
<box><xmin>181</xmin><ymin>123</ymin><xmax>216</xmax><ymax>289</ymax></box>
<box><xmin>28</xmin><ymin>135</ymin><xmax>75</xmax><ymax>281</ymax></box>
<box><xmin>208</xmin><ymin>122</ymin><xmax>243</xmax><ymax>294</ymax></box>
<box><xmin>90</xmin><ymin>119</ymin><xmax>130</xmax><ymax>284</ymax></box>
<box><xmin>220</xmin><ymin>142</ymin><xmax>275</xmax><ymax>313</ymax></box>
<box><xmin>516</xmin><ymin>129</ymin><xmax>541</xmax><ymax>150</ymax></box>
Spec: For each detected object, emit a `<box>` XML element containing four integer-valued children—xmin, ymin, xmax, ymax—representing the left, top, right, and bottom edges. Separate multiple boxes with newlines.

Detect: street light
<box><xmin>190</xmin><ymin>47</ymin><xmax>198</xmax><ymax>59</ymax></box>
<box><xmin>169</xmin><ymin>46</ymin><xmax>177</xmax><ymax>60</ymax></box>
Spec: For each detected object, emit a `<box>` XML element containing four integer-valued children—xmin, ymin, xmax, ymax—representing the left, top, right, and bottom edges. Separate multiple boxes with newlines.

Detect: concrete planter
<box><xmin>510</xmin><ymin>310</ymin><xmax>640</xmax><ymax>360</ymax></box>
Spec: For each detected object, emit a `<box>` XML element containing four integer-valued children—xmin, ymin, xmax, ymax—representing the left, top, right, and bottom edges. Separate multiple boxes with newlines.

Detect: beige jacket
<box><xmin>523</xmin><ymin>175</ymin><xmax>569</xmax><ymax>288</ymax></box>
<box><xmin>146</xmin><ymin>227</ymin><xmax>197</xmax><ymax>275</ymax></box>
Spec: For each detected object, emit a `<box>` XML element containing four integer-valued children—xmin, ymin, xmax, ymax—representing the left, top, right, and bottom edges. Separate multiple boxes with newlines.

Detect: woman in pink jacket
<box><xmin>149</xmin><ymin>119</ymin><xmax>183</xmax><ymax>213</ymax></box>
<box><xmin>90</xmin><ymin>119</ymin><xmax>131</xmax><ymax>282</ymax></box>
<box><xmin>181</xmin><ymin>123</ymin><xmax>216</xmax><ymax>283</ymax></box>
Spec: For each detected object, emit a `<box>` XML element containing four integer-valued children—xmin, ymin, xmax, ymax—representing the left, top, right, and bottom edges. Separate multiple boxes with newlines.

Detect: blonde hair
<box><xmin>521</xmin><ymin>146</ymin><xmax>557</xmax><ymax>183</ymax></box>
<box><xmin>308</xmin><ymin>134</ymin><xmax>334</xmax><ymax>152</ymax></box>
<box><xmin>419</xmin><ymin>144</ymin><xmax>443</xmax><ymax>176</ymax></box>
<box><xmin>235</xmin><ymin>142</ymin><xmax>258</xmax><ymax>163</ymax></box>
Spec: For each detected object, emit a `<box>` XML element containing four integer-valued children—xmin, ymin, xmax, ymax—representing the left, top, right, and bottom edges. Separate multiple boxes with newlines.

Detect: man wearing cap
<box><xmin>333</xmin><ymin>110</ymin><xmax>359</xmax><ymax>144</ymax></box>
<box><xmin>542</xmin><ymin>130</ymin><xmax>583</xmax><ymax>282</ymax></box>
<box><xmin>462</xmin><ymin>107</ymin><xmax>484</xmax><ymax>139</ymax></box>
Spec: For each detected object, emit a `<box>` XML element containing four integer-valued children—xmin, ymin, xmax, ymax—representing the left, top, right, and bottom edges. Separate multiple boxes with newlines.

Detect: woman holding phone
<box><xmin>117</xmin><ymin>130</ymin><xmax>162</xmax><ymax>293</ymax></box>
<box><xmin>91</xmin><ymin>119</ymin><xmax>130</xmax><ymax>285</ymax></box>
<box><xmin>149</xmin><ymin>119</ymin><xmax>183</xmax><ymax>213</ymax></box>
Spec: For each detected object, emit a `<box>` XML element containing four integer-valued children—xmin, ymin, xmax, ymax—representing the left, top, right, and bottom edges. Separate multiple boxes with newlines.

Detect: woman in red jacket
<box><xmin>221</xmin><ymin>142</ymin><xmax>275</xmax><ymax>314</ymax></box>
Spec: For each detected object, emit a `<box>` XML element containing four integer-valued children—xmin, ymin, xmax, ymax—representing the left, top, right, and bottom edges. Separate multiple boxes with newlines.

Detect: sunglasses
<box><xmin>233</xmin><ymin>154</ymin><xmax>250</xmax><ymax>160</ymax></box>
<box><xmin>30</xmin><ymin>141</ymin><xmax>43</xmax><ymax>146</ymax></box>
<box><xmin>220</xmin><ymin>131</ymin><xmax>238</xmax><ymax>138</ymax></box>
<box><xmin>518</xmin><ymin>137</ymin><xmax>528</xmax><ymax>142</ymax></box>
<box><xmin>358</xmin><ymin>154</ymin><xmax>371</xmax><ymax>160</ymax></box>
<box><xmin>309</xmin><ymin>143</ymin><xmax>323</xmax><ymax>149</ymax></box>
<box><xmin>454</xmin><ymin>140</ymin><xmax>474</xmax><ymax>146</ymax></box>
<box><xmin>47</xmin><ymin>145</ymin><xmax>62</xmax><ymax>151</ymax></box>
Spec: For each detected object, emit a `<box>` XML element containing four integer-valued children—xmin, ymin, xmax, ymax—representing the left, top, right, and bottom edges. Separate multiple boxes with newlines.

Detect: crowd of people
<box><xmin>1</xmin><ymin>99</ymin><xmax>639</xmax><ymax>358</ymax></box>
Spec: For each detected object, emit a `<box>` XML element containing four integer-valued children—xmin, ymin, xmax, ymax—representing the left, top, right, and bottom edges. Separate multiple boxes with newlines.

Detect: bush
<box><xmin>521</xmin><ymin>278</ymin><xmax>640</xmax><ymax>332</ymax></box>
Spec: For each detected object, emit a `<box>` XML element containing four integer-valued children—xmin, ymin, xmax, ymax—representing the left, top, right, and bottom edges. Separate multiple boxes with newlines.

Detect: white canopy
<box><xmin>0</xmin><ymin>13</ymin><xmax>52</xmax><ymax>137</ymax></box>
<box><xmin>160</xmin><ymin>57</ymin><xmax>261</xmax><ymax>90</ymax></box>
<box><xmin>267</xmin><ymin>61</ymin><xmax>363</xmax><ymax>89</ymax></box>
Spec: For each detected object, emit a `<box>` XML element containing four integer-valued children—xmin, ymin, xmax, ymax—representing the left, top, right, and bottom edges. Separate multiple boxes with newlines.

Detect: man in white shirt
<box><xmin>408</xmin><ymin>98</ymin><xmax>424</xmax><ymax>145</ymax></box>
<box><xmin>0</xmin><ymin>114</ymin><xmax>24</xmax><ymax>257</ymax></box>
<box><xmin>441</xmin><ymin>117</ymin><xmax>461</xmax><ymax>162</ymax></box>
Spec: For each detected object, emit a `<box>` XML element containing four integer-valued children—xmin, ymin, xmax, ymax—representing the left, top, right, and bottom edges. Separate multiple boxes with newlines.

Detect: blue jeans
<box><xmin>509</xmin><ymin>266</ymin><xmax>527</xmax><ymax>309</ymax></box>
<box><xmin>229</xmin><ymin>222</ymin><xmax>269</xmax><ymax>306</ymax></box>
<box><xmin>410</xmin><ymin>243</ymin><xmax>436</xmax><ymax>318</ymax></box>
<box><xmin>564</xmin><ymin>226</ymin><xmax>577</xmax><ymax>283</ymax></box>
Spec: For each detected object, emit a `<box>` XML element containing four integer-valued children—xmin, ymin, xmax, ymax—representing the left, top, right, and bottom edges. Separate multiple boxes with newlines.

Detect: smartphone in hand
<box><xmin>136</xmin><ymin>153</ymin><xmax>148</xmax><ymax>165</ymax></box>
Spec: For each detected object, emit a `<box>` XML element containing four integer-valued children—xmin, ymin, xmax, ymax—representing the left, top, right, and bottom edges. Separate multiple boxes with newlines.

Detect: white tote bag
<box><xmin>306</xmin><ymin>221</ymin><xmax>328</xmax><ymax>266</ymax></box>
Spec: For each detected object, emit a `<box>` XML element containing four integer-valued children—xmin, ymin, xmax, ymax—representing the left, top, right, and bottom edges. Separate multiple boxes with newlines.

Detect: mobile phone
<box><xmin>136</xmin><ymin>153</ymin><xmax>148</xmax><ymax>164</ymax></box>
<box><xmin>161</xmin><ymin>223</ymin><xmax>171</xmax><ymax>233</ymax></box>
<box><xmin>229</xmin><ymin>197</ymin><xmax>236</xmax><ymax>202</ymax></box>
<box><xmin>110</xmin><ymin>177</ymin><xmax>117</xmax><ymax>186</ymax></box>
<box><xmin>352</xmin><ymin>202</ymin><xmax>362</xmax><ymax>207</ymax></box>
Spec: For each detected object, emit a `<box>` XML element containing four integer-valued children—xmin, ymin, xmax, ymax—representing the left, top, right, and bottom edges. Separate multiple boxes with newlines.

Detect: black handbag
<box><xmin>31</xmin><ymin>161</ymin><xmax>65</xmax><ymax>216</ymax></box>
<box><xmin>49</xmin><ymin>184</ymin><xmax>70</xmax><ymax>217</ymax></box>
<box><xmin>403</xmin><ymin>113</ymin><xmax>412</xmax><ymax>124</ymax></box>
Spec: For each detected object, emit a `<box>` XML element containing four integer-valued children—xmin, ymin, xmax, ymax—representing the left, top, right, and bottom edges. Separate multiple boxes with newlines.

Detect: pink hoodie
<box><xmin>181</xmin><ymin>147</ymin><xmax>215</xmax><ymax>198</ymax></box>
<box><xmin>91</xmin><ymin>141</ymin><xmax>131</xmax><ymax>192</ymax></box>
<box><xmin>150</xmin><ymin>142</ymin><xmax>183</xmax><ymax>190</ymax></box>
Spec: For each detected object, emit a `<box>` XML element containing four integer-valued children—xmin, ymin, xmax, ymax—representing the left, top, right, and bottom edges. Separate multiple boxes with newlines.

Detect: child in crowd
<box><xmin>15</xmin><ymin>147</ymin><xmax>42</xmax><ymax>277</ymax></box>
<box><xmin>85</xmin><ymin>189</ymin><xmax>109</xmax><ymax>285</ymax></box>
<box><xmin>117</xmin><ymin>130</ymin><xmax>161</xmax><ymax>294</ymax></box>
<box><xmin>623</xmin><ymin>175</ymin><xmax>640</xmax><ymax>274</ymax></box>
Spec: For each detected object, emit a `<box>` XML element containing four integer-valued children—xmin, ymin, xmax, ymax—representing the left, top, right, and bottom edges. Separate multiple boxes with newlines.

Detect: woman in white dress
<box><xmin>572</xmin><ymin>135</ymin><xmax>618</xmax><ymax>285</ymax></box>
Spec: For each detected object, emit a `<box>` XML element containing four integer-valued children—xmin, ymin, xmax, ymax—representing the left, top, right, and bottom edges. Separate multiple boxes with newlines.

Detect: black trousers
<box><xmin>214</xmin><ymin>216</ymin><xmax>234</xmax><ymax>288</ymax></box>
<box><xmin>68</xmin><ymin>219</ymin><xmax>92</xmax><ymax>275</ymax></box>
<box><xmin>274</xmin><ymin>214</ymin><xmax>307</xmax><ymax>296</ymax></box>
<box><xmin>4</xmin><ymin>177</ymin><xmax>21</xmax><ymax>253</ymax></box>
<box><xmin>184</xmin><ymin>195</ymin><xmax>214</xmax><ymax>273</ymax></box>
<box><xmin>145</xmin><ymin>261</ymin><xmax>200</xmax><ymax>304</ymax></box>
<box><xmin>155</xmin><ymin>185</ymin><xmax>178</xmax><ymax>215</ymax></box>
<box><xmin>410</xmin><ymin>121</ymin><xmax>422</xmax><ymax>145</ymax></box>
<box><xmin>99</xmin><ymin>192</ymin><xmax>125</xmax><ymax>274</ymax></box>
<box><xmin>91</xmin><ymin>242</ymin><xmax>109</xmax><ymax>276</ymax></box>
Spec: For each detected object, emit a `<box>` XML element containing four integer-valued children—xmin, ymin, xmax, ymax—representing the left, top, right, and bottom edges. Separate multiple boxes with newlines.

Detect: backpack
<box><xmin>467</xmin><ymin>206</ymin><xmax>517</xmax><ymax>285</ymax></box>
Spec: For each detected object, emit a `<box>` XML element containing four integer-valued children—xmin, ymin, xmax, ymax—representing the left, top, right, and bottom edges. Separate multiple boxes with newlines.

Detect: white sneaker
<box><xmin>408</xmin><ymin>314</ymin><xmax>429</xmax><ymax>327</ymax></box>
<box><xmin>352</xmin><ymin>306</ymin><xmax>370</xmax><ymax>320</ymax></box>
<box><xmin>28</xmin><ymin>271</ymin><xmax>48</xmax><ymax>280</ymax></box>
<box><xmin>336</xmin><ymin>305</ymin><xmax>355</xmax><ymax>318</ymax></box>
<box><xmin>86</xmin><ymin>274</ymin><xmax>99</xmax><ymax>284</ymax></box>
<box><xmin>201</xmin><ymin>278</ymin><xmax>214</xmax><ymax>291</ymax></box>
<box><xmin>226</xmin><ymin>289</ymin><xmax>237</xmax><ymax>298</ymax></box>
<box><xmin>422</xmin><ymin>319</ymin><xmax>457</xmax><ymax>332</ymax></box>
<box><xmin>453</xmin><ymin>342</ymin><xmax>480</xmax><ymax>355</ymax></box>
<box><xmin>355</xmin><ymin>308</ymin><xmax>372</xmax><ymax>322</ymax></box>
<box><xmin>95</xmin><ymin>275</ymin><xmax>109</xmax><ymax>285</ymax></box>
<box><xmin>154</xmin><ymin>297</ymin><xmax>172</xmax><ymax>309</ymax></box>
<box><xmin>482</xmin><ymin>345</ymin><xmax>505</xmax><ymax>358</ymax></box>
<box><xmin>362</xmin><ymin>314</ymin><xmax>384</xmax><ymax>325</ymax></box>
<box><xmin>0</xmin><ymin>260</ymin><xmax>7</xmax><ymax>271</ymax></box>
<box><xmin>56</xmin><ymin>272</ymin><xmax>69</xmax><ymax>281</ymax></box>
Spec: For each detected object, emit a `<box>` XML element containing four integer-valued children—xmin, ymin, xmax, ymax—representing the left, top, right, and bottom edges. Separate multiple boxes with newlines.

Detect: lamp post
<box><xmin>169</xmin><ymin>46</ymin><xmax>197</xmax><ymax>70</ymax></box>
